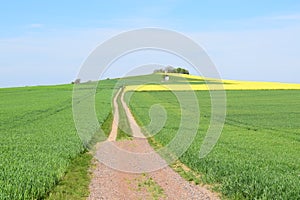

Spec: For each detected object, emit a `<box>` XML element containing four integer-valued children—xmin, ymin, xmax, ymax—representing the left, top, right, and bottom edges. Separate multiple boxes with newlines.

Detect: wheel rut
<box><xmin>88</xmin><ymin>89</ymin><xmax>219</xmax><ymax>200</ymax></box>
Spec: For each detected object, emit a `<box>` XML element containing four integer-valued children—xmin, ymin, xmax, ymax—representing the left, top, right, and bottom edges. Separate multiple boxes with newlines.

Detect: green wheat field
<box><xmin>1</xmin><ymin>74</ymin><xmax>299</xmax><ymax>199</ymax></box>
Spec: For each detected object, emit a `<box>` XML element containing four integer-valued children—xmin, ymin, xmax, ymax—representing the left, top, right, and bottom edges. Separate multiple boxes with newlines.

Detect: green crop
<box><xmin>128</xmin><ymin>90</ymin><xmax>300</xmax><ymax>199</ymax></box>
<box><xmin>1</xmin><ymin>73</ymin><xmax>299</xmax><ymax>199</ymax></box>
<box><xmin>0</xmin><ymin>80</ymin><xmax>116</xmax><ymax>199</ymax></box>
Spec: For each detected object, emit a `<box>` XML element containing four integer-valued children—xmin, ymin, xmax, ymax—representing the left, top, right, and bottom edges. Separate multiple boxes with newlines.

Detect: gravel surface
<box><xmin>88</xmin><ymin>90</ymin><xmax>220</xmax><ymax>200</ymax></box>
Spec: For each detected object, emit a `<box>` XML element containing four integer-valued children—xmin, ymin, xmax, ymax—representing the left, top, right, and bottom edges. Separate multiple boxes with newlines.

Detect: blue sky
<box><xmin>1</xmin><ymin>0</ymin><xmax>300</xmax><ymax>87</ymax></box>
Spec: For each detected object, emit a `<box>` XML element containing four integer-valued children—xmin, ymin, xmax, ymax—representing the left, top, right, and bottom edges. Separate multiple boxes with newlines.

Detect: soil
<box><xmin>88</xmin><ymin>89</ymin><xmax>220</xmax><ymax>200</ymax></box>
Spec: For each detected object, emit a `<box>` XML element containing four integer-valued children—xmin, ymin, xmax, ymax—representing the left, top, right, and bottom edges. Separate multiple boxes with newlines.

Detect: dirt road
<box><xmin>88</xmin><ymin>89</ymin><xmax>219</xmax><ymax>199</ymax></box>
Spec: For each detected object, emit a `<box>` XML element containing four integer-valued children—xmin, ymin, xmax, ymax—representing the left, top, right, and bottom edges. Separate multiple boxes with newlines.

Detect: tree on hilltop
<box><xmin>153</xmin><ymin>66</ymin><xmax>189</xmax><ymax>74</ymax></box>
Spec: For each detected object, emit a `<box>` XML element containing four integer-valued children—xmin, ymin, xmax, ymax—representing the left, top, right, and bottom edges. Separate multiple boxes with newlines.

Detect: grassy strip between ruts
<box><xmin>135</xmin><ymin>173</ymin><xmax>166</xmax><ymax>200</ymax></box>
<box><xmin>45</xmin><ymin>111</ymin><xmax>114</xmax><ymax>199</ymax></box>
<box><xmin>116</xmin><ymin>89</ymin><xmax>132</xmax><ymax>141</ymax></box>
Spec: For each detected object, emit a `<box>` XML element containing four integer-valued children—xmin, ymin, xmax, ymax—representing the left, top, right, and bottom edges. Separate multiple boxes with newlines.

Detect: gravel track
<box><xmin>88</xmin><ymin>89</ymin><xmax>219</xmax><ymax>200</ymax></box>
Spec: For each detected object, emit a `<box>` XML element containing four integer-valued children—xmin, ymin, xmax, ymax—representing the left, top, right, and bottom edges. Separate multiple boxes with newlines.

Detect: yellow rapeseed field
<box><xmin>125</xmin><ymin>74</ymin><xmax>300</xmax><ymax>91</ymax></box>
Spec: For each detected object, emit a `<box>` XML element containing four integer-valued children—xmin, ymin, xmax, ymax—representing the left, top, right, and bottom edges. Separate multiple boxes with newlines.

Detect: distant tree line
<box><xmin>153</xmin><ymin>66</ymin><xmax>189</xmax><ymax>74</ymax></box>
<box><xmin>71</xmin><ymin>79</ymin><xmax>94</xmax><ymax>84</ymax></box>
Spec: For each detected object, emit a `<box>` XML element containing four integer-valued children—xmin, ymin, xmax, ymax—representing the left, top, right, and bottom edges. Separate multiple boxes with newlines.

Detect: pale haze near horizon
<box><xmin>1</xmin><ymin>1</ymin><xmax>300</xmax><ymax>88</ymax></box>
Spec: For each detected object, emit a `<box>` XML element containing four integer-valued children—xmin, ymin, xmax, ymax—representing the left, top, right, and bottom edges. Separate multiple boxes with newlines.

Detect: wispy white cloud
<box><xmin>266</xmin><ymin>14</ymin><xmax>300</xmax><ymax>21</ymax></box>
<box><xmin>29</xmin><ymin>23</ymin><xmax>44</xmax><ymax>28</ymax></box>
<box><xmin>189</xmin><ymin>25</ymin><xmax>300</xmax><ymax>83</ymax></box>
<box><xmin>1</xmin><ymin>13</ymin><xmax>300</xmax><ymax>87</ymax></box>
